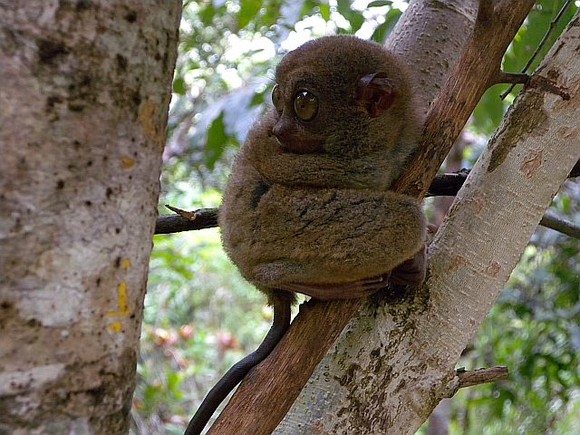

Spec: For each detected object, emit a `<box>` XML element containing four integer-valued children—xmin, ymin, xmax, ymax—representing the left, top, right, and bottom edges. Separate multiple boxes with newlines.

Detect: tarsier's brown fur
<box><xmin>186</xmin><ymin>36</ymin><xmax>427</xmax><ymax>434</ymax></box>
<box><xmin>220</xmin><ymin>36</ymin><xmax>426</xmax><ymax>303</ymax></box>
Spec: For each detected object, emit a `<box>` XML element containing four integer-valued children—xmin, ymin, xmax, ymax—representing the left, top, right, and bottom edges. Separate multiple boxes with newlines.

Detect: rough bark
<box><xmin>0</xmin><ymin>1</ymin><xmax>181</xmax><ymax>434</ymax></box>
<box><xmin>385</xmin><ymin>0</ymin><xmax>478</xmax><ymax>113</ymax></box>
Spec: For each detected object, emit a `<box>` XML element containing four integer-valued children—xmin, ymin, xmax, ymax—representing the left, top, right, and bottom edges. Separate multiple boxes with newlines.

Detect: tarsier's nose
<box><xmin>271</xmin><ymin>121</ymin><xmax>290</xmax><ymax>149</ymax></box>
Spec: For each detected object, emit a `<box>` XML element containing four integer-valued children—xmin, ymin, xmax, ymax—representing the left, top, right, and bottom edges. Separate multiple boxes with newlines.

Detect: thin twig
<box><xmin>488</xmin><ymin>71</ymin><xmax>529</xmax><ymax>87</ymax></box>
<box><xmin>500</xmin><ymin>0</ymin><xmax>575</xmax><ymax>99</ymax></box>
<box><xmin>540</xmin><ymin>210</ymin><xmax>580</xmax><ymax>239</ymax></box>
<box><xmin>154</xmin><ymin>208</ymin><xmax>218</xmax><ymax>234</ymax></box>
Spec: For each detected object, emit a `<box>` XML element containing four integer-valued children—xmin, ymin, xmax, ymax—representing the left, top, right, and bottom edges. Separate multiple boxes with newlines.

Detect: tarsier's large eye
<box><xmin>272</xmin><ymin>84</ymin><xmax>283</xmax><ymax>113</ymax></box>
<box><xmin>294</xmin><ymin>90</ymin><xmax>318</xmax><ymax>121</ymax></box>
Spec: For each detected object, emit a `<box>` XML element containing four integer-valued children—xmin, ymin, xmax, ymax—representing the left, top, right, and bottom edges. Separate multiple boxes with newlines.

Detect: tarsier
<box><xmin>185</xmin><ymin>35</ymin><xmax>426</xmax><ymax>435</ymax></box>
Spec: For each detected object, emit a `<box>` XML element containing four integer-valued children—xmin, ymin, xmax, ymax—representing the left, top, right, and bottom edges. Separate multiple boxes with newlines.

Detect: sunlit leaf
<box><xmin>199</xmin><ymin>3</ymin><xmax>216</xmax><ymax>26</ymax></box>
<box><xmin>173</xmin><ymin>76</ymin><xmax>186</xmax><ymax>95</ymax></box>
<box><xmin>337</xmin><ymin>0</ymin><xmax>365</xmax><ymax>33</ymax></box>
<box><xmin>371</xmin><ymin>8</ymin><xmax>402</xmax><ymax>43</ymax></box>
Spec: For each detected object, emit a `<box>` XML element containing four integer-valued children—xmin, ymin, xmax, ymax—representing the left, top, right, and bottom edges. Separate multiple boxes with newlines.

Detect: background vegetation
<box><xmin>131</xmin><ymin>1</ymin><xmax>579</xmax><ymax>434</ymax></box>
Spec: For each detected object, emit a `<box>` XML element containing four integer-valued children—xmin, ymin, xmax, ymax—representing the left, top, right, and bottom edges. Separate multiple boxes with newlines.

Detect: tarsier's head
<box><xmin>270</xmin><ymin>35</ymin><xmax>417</xmax><ymax>157</ymax></box>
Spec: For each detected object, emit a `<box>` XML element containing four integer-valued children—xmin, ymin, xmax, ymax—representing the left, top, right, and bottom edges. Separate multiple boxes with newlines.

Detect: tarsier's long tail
<box><xmin>184</xmin><ymin>297</ymin><xmax>292</xmax><ymax>435</ymax></box>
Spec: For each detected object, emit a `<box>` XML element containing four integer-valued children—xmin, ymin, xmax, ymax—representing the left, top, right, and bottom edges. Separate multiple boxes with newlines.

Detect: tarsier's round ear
<box><xmin>357</xmin><ymin>72</ymin><xmax>396</xmax><ymax>118</ymax></box>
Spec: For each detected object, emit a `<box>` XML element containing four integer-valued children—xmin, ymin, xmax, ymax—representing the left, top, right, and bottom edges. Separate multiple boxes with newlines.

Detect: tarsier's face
<box><xmin>269</xmin><ymin>81</ymin><xmax>328</xmax><ymax>154</ymax></box>
<box><xmin>270</xmin><ymin>37</ymin><xmax>404</xmax><ymax>157</ymax></box>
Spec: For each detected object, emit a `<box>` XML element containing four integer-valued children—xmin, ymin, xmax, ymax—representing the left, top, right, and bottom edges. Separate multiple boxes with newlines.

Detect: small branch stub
<box><xmin>165</xmin><ymin>204</ymin><xmax>198</xmax><ymax>220</ymax></box>
<box><xmin>455</xmin><ymin>366</ymin><xmax>509</xmax><ymax>390</ymax></box>
<box><xmin>154</xmin><ymin>207</ymin><xmax>219</xmax><ymax>234</ymax></box>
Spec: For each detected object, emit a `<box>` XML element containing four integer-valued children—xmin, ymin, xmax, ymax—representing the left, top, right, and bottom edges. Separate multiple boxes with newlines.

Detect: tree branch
<box><xmin>154</xmin><ymin>166</ymin><xmax>579</xmax><ymax>239</ymax></box>
<box><xmin>155</xmin><ymin>207</ymin><xmax>218</xmax><ymax>234</ymax></box>
<box><xmin>540</xmin><ymin>210</ymin><xmax>580</xmax><ymax>240</ymax></box>
<box><xmin>488</xmin><ymin>71</ymin><xmax>530</xmax><ymax>87</ymax></box>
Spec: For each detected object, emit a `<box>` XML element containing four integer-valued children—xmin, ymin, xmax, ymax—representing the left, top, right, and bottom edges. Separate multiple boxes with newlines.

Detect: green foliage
<box><xmin>371</xmin><ymin>7</ymin><xmax>402</xmax><ymax>44</ymax></box>
<box><xmin>450</xmin><ymin>236</ymin><xmax>580</xmax><ymax>435</ymax></box>
<box><xmin>337</xmin><ymin>0</ymin><xmax>365</xmax><ymax>33</ymax></box>
<box><xmin>473</xmin><ymin>0</ymin><xmax>577</xmax><ymax>137</ymax></box>
<box><xmin>140</xmin><ymin>1</ymin><xmax>579</xmax><ymax>433</ymax></box>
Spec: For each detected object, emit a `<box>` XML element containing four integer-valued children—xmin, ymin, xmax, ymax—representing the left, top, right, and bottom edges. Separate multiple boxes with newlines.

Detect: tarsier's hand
<box><xmin>278</xmin><ymin>273</ymin><xmax>391</xmax><ymax>300</ymax></box>
<box><xmin>389</xmin><ymin>246</ymin><xmax>427</xmax><ymax>288</ymax></box>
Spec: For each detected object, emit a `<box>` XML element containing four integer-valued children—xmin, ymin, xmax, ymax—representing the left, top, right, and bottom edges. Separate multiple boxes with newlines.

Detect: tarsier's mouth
<box><xmin>269</xmin><ymin>127</ymin><xmax>326</xmax><ymax>154</ymax></box>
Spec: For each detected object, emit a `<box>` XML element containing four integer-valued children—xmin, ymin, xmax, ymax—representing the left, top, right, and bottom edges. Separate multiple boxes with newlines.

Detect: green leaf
<box><xmin>319</xmin><ymin>3</ymin><xmax>331</xmax><ymax>21</ymax></box>
<box><xmin>199</xmin><ymin>3</ymin><xmax>216</xmax><ymax>27</ymax></box>
<box><xmin>172</xmin><ymin>76</ymin><xmax>186</xmax><ymax>96</ymax></box>
<box><xmin>368</xmin><ymin>0</ymin><xmax>393</xmax><ymax>7</ymax></box>
<box><xmin>239</xmin><ymin>0</ymin><xmax>262</xmax><ymax>30</ymax></box>
<box><xmin>472</xmin><ymin>85</ymin><xmax>509</xmax><ymax>136</ymax></box>
<box><xmin>336</xmin><ymin>0</ymin><xmax>364</xmax><ymax>33</ymax></box>
<box><xmin>205</xmin><ymin>113</ymin><xmax>227</xmax><ymax>170</ymax></box>
<box><xmin>371</xmin><ymin>8</ymin><xmax>402</xmax><ymax>43</ymax></box>
<box><xmin>506</xmin><ymin>0</ymin><xmax>577</xmax><ymax>73</ymax></box>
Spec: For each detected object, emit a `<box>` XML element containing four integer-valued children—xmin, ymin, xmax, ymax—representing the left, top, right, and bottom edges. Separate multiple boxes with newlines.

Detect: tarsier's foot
<box><xmin>281</xmin><ymin>273</ymin><xmax>391</xmax><ymax>300</ymax></box>
<box><xmin>388</xmin><ymin>245</ymin><xmax>427</xmax><ymax>288</ymax></box>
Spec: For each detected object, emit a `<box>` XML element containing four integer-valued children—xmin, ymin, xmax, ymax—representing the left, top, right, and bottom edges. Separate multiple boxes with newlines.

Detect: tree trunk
<box><xmin>0</xmin><ymin>1</ymin><xmax>181</xmax><ymax>433</ymax></box>
<box><xmin>275</xmin><ymin>7</ymin><xmax>579</xmax><ymax>435</ymax></box>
